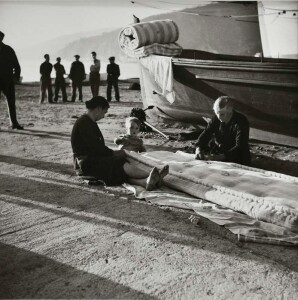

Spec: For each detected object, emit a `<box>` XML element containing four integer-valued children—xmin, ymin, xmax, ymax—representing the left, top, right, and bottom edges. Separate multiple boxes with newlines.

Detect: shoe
<box><xmin>12</xmin><ymin>123</ymin><xmax>24</xmax><ymax>130</ymax></box>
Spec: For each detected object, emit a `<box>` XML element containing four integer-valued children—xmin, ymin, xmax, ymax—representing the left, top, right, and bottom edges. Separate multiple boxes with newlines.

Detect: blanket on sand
<box><xmin>125</xmin><ymin>151</ymin><xmax>298</xmax><ymax>246</ymax></box>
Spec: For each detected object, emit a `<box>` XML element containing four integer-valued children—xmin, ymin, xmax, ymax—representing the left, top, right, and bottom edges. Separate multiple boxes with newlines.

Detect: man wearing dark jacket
<box><xmin>53</xmin><ymin>57</ymin><xmax>67</xmax><ymax>102</ymax></box>
<box><xmin>0</xmin><ymin>31</ymin><xmax>23</xmax><ymax>129</ymax></box>
<box><xmin>69</xmin><ymin>55</ymin><xmax>86</xmax><ymax>102</ymax></box>
<box><xmin>106</xmin><ymin>56</ymin><xmax>120</xmax><ymax>102</ymax></box>
<box><xmin>40</xmin><ymin>54</ymin><xmax>53</xmax><ymax>103</ymax></box>
<box><xmin>195</xmin><ymin>96</ymin><xmax>251</xmax><ymax>166</ymax></box>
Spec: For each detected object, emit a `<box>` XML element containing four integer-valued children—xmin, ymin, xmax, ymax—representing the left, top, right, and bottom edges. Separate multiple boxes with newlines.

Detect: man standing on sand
<box><xmin>53</xmin><ymin>57</ymin><xmax>67</xmax><ymax>103</ymax></box>
<box><xmin>69</xmin><ymin>55</ymin><xmax>86</xmax><ymax>102</ymax></box>
<box><xmin>40</xmin><ymin>54</ymin><xmax>53</xmax><ymax>104</ymax></box>
<box><xmin>106</xmin><ymin>56</ymin><xmax>120</xmax><ymax>102</ymax></box>
<box><xmin>0</xmin><ymin>31</ymin><xmax>23</xmax><ymax>129</ymax></box>
<box><xmin>89</xmin><ymin>51</ymin><xmax>100</xmax><ymax>97</ymax></box>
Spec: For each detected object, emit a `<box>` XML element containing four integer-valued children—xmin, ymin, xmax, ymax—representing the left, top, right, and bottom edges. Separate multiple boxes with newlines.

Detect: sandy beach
<box><xmin>0</xmin><ymin>82</ymin><xmax>297</xmax><ymax>299</ymax></box>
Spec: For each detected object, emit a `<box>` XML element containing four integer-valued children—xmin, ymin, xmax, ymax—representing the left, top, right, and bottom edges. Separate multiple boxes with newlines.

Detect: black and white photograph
<box><xmin>0</xmin><ymin>0</ymin><xmax>297</xmax><ymax>299</ymax></box>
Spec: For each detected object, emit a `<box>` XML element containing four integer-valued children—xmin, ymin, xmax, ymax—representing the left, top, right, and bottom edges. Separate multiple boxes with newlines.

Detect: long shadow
<box><xmin>0</xmin><ymin>129</ymin><xmax>69</xmax><ymax>141</ymax></box>
<box><xmin>23</xmin><ymin>128</ymin><xmax>71</xmax><ymax>138</ymax></box>
<box><xmin>1</xmin><ymin>156</ymin><xmax>298</xmax><ymax>271</ymax></box>
<box><xmin>0</xmin><ymin>242</ymin><xmax>156</xmax><ymax>299</ymax></box>
<box><xmin>0</xmin><ymin>155</ymin><xmax>73</xmax><ymax>176</ymax></box>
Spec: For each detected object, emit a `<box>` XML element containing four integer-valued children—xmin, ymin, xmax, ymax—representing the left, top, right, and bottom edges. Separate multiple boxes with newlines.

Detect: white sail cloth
<box><xmin>119</xmin><ymin>19</ymin><xmax>179</xmax><ymax>50</ymax></box>
<box><xmin>139</xmin><ymin>55</ymin><xmax>175</xmax><ymax>103</ymax></box>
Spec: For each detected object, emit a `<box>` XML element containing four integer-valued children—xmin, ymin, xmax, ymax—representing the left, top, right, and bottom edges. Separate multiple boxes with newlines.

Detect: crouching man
<box><xmin>195</xmin><ymin>96</ymin><xmax>251</xmax><ymax>166</ymax></box>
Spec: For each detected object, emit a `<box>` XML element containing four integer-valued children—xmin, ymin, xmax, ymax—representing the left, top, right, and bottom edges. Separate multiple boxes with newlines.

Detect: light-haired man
<box><xmin>195</xmin><ymin>96</ymin><xmax>251</xmax><ymax>166</ymax></box>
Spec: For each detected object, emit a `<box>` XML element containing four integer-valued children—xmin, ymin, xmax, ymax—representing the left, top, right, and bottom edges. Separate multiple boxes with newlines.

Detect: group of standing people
<box><xmin>39</xmin><ymin>52</ymin><xmax>121</xmax><ymax>104</ymax></box>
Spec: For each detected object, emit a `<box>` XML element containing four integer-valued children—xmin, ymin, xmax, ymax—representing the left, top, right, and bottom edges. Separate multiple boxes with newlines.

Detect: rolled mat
<box><xmin>125</xmin><ymin>150</ymin><xmax>298</xmax><ymax>233</ymax></box>
<box><xmin>119</xmin><ymin>19</ymin><xmax>179</xmax><ymax>51</ymax></box>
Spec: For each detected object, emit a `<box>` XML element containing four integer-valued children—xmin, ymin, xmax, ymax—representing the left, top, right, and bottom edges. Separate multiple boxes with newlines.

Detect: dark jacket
<box><xmin>107</xmin><ymin>63</ymin><xmax>120</xmax><ymax>81</ymax></box>
<box><xmin>69</xmin><ymin>61</ymin><xmax>86</xmax><ymax>82</ymax></box>
<box><xmin>54</xmin><ymin>63</ymin><xmax>66</xmax><ymax>80</ymax></box>
<box><xmin>0</xmin><ymin>43</ymin><xmax>21</xmax><ymax>81</ymax></box>
<box><xmin>196</xmin><ymin>110</ymin><xmax>251</xmax><ymax>165</ymax></box>
<box><xmin>71</xmin><ymin>114</ymin><xmax>113</xmax><ymax>160</ymax></box>
<box><xmin>40</xmin><ymin>61</ymin><xmax>53</xmax><ymax>79</ymax></box>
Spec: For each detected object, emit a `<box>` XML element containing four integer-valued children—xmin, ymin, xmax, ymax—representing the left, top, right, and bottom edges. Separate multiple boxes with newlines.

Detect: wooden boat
<box><xmin>137</xmin><ymin>1</ymin><xmax>298</xmax><ymax>147</ymax></box>
<box><xmin>140</xmin><ymin>50</ymin><xmax>298</xmax><ymax>147</ymax></box>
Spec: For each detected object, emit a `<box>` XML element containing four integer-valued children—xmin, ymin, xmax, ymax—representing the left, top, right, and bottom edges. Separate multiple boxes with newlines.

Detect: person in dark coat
<box><xmin>40</xmin><ymin>54</ymin><xmax>53</xmax><ymax>103</ymax></box>
<box><xmin>89</xmin><ymin>51</ymin><xmax>100</xmax><ymax>97</ymax></box>
<box><xmin>53</xmin><ymin>57</ymin><xmax>67</xmax><ymax>102</ymax></box>
<box><xmin>71</xmin><ymin>96</ymin><xmax>169</xmax><ymax>189</ymax></box>
<box><xmin>106</xmin><ymin>56</ymin><xmax>120</xmax><ymax>102</ymax></box>
<box><xmin>0</xmin><ymin>31</ymin><xmax>23</xmax><ymax>129</ymax></box>
<box><xmin>195</xmin><ymin>96</ymin><xmax>251</xmax><ymax>166</ymax></box>
<box><xmin>69</xmin><ymin>55</ymin><xmax>85</xmax><ymax>102</ymax></box>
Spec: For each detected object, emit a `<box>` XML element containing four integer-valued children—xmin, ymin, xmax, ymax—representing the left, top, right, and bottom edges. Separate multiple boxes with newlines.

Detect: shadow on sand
<box><xmin>0</xmin><ymin>154</ymin><xmax>298</xmax><ymax>275</ymax></box>
<box><xmin>0</xmin><ymin>243</ymin><xmax>157</xmax><ymax>299</ymax></box>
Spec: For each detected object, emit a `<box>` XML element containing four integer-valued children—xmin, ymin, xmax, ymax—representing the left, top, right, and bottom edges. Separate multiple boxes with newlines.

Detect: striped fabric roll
<box><xmin>135</xmin><ymin>42</ymin><xmax>183</xmax><ymax>57</ymax></box>
<box><xmin>119</xmin><ymin>19</ymin><xmax>179</xmax><ymax>51</ymax></box>
<box><xmin>122</xmin><ymin>42</ymin><xmax>183</xmax><ymax>58</ymax></box>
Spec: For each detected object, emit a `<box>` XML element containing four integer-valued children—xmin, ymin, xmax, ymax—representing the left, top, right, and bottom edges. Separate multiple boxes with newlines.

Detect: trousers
<box><xmin>0</xmin><ymin>78</ymin><xmax>18</xmax><ymax>125</ymax></box>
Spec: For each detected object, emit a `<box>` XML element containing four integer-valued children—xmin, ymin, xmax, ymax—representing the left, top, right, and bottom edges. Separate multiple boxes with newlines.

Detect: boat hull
<box><xmin>140</xmin><ymin>54</ymin><xmax>298</xmax><ymax>147</ymax></box>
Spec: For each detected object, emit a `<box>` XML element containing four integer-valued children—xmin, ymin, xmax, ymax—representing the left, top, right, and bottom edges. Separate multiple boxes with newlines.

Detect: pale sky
<box><xmin>0</xmin><ymin>0</ymin><xmax>206</xmax><ymax>50</ymax></box>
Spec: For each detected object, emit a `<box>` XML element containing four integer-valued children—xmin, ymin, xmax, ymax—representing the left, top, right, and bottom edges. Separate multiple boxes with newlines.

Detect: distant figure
<box><xmin>114</xmin><ymin>117</ymin><xmax>146</xmax><ymax>152</ymax></box>
<box><xmin>89</xmin><ymin>51</ymin><xmax>100</xmax><ymax>97</ymax></box>
<box><xmin>195</xmin><ymin>96</ymin><xmax>251</xmax><ymax>166</ymax></box>
<box><xmin>106</xmin><ymin>56</ymin><xmax>120</xmax><ymax>102</ymax></box>
<box><xmin>0</xmin><ymin>31</ymin><xmax>23</xmax><ymax>129</ymax></box>
<box><xmin>53</xmin><ymin>57</ymin><xmax>67</xmax><ymax>102</ymax></box>
<box><xmin>40</xmin><ymin>54</ymin><xmax>53</xmax><ymax>104</ymax></box>
<box><xmin>69</xmin><ymin>55</ymin><xmax>86</xmax><ymax>102</ymax></box>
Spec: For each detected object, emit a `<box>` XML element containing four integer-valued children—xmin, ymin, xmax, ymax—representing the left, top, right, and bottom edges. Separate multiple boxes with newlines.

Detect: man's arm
<box><xmin>11</xmin><ymin>49</ymin><xmax>21</xmax><ymax>81</ymax></box>
<box><xmin>224</xmin><ymin>118</ymin><xmax>250</xmax><ymax>162</ymax></box>
<box><xmin>116</xmin><ymin>65</ymin><xmax>120</xmax><ymax>78</ymax></box>
<box><xmin>82</xmin><ymin>63</ymin><xmax>86</xmax><ymax>80</ymax></box>
<box><xmin>81</xmin><ymin>126</ymin><xmax>114</xmax><ymax>157</ymax></box>
<box><xmin>195</xmin><ymin>117</ymin><xmax>217</xmax><ymax>159</ymax></box>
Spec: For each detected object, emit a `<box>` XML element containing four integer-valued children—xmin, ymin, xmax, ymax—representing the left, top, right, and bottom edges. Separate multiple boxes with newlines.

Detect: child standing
<box><xmin>114</xmin><ymin>117</ymin><xmax>146</xmax><ymax>152</ymax></box>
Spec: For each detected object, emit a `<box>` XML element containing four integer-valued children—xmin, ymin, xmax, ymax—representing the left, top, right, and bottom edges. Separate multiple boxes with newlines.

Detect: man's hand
<box><xmin>195</xmin><ymin>148</ymin><xmax>205</xmax><ymax>160</ymax></box>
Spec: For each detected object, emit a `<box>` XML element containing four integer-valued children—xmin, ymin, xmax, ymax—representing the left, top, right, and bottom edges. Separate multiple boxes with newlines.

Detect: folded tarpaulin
<box><xmin>139</xmin><ymin>55</ymin><xmax>175</xmax><ymax>103</ymax></box>
<box><xmin>121</xmin><ymin>42</ymin><xmax>183</xmax><ymax>58</ymax></box>
<box><xmin>119</xmin><ymin>19</ymin><xmax>179</xmax><ymax>51</ymax></box>
<box><xmin>124</xmin><ymin>183</ymin><xmax>298</xmax><ymax>246</ymax></box>
<box><xmin>125</xmin><ymin>150</ymin><xmax>298</xmax><ymax>234</ymax></box>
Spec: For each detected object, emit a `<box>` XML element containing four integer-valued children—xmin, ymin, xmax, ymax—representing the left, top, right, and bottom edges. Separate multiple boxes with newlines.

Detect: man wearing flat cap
<box><xmin>69</xmin><ymin>55</ymin><xmax>86</xmax><ymax>102</ymax></box>
<box><xmin>40</xmin><ymin>54</ymin><xmax>53</xmax><ymax>104</ymax></box>
<box><xmin>106</xmin><ymin>56</ymin><xmax>120</xmax><ymax>102</ymax></box>
<box><xmin>89</xmin><ymin>51</ymin><xmax>101</xmax><ymax>97</ymax></box>
<box><xmin>0</xmin><ymin>31</ymin><xmax>23</xmax><ymax>129</ymax></box>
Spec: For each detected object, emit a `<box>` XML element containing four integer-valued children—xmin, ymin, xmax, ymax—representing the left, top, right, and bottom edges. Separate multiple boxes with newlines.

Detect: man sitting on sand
<box><xmin>71</xmin><ymin>96</ymin><xmax>169</xmax><ymax>190</ymax></box>
<box><xmin>195</xmin><ymin>96</ymin><xmax>251</xmax><ymax>166</ymax></box>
